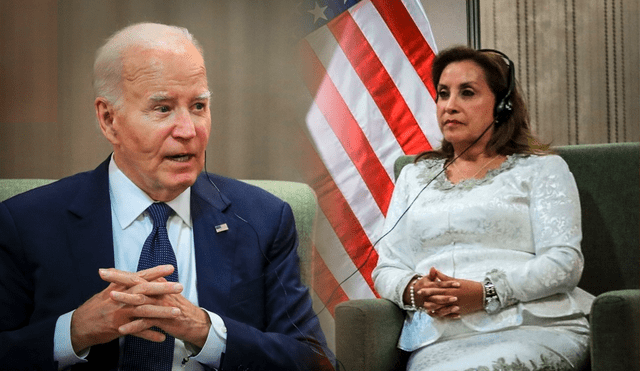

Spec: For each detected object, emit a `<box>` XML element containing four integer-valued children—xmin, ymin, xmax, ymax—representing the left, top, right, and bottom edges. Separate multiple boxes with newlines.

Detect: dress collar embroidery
<box><xmin>416</xmin><ymin>154</ymin><xmax>523</xmax><ymax>192</ymax></box>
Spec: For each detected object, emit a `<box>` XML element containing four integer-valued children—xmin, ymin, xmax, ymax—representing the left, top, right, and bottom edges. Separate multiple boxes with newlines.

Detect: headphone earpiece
<box><xmin>479</xmin><ymin>49</ymin><xmax>515</xmax><ymax>125</ymax></box>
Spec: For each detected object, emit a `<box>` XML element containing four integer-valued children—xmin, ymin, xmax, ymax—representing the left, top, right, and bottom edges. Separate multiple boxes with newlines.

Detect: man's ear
<box><xmin>95</xmin><ymin>97</ymin><xmax>119</xmax><ymax>145</ymax></box>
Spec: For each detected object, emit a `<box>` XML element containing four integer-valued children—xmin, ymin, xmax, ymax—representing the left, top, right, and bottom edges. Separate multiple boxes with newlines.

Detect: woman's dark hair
<box><xmin>416</xmin><ymin>46</ymin><xmax>549</xmax><ymax>162</ymax></box>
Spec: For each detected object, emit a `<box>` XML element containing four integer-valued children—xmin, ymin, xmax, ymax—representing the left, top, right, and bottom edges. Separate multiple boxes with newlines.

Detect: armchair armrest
<box><xmin>335</xmin><ymin>299</ymin><xmax>407</xmax><ymax>371</ymax></box>
<box><xmin>590</xmin><ymin>289</ymin><xmax>640</xmax><ymax>371</ymax></box>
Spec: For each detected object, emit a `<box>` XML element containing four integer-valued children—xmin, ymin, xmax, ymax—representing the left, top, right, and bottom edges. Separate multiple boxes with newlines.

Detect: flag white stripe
<box><xmin>401</xmin><ymin>0</ymin><xmax>438</xmax><ymax>52</ymax></box>
<box><xmin>314</xmin><ymin>211</ymin><xmax>378</xmax><ymax>299</ymax></box>
<box><xmin>305</xmin><ymin>102</ymin><xmax>385</xmax><ymax>241</ymax></box>
<box><xmin>305</xmin><ymin>24</ymin><xmax>402</xmax><ymax>180</ymax></box>
<box><xmin>351</xmin><ymin>2</ymin><xmax>442</xmax><ymax>151</ymax></box>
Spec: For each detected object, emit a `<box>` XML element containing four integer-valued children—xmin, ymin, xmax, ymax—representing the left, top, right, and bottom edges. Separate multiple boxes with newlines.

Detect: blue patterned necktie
<box><xmin>121</xmin><ymin>202</ymin><xmax>178</xmax><ymax>370</ymax></box>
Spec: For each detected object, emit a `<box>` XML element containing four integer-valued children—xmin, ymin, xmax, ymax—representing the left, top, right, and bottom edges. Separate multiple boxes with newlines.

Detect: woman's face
<box><xmin>436</xmin><ymin>60</ymin><xmax>496</xmax><ymax>151</ymax></box>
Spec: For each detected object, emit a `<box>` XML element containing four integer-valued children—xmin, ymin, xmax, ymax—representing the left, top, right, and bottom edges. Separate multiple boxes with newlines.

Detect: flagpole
<box><xmin>466</xmin><ymin>0</ymin><xmax>481</xmax><ymax>49</ymax></box>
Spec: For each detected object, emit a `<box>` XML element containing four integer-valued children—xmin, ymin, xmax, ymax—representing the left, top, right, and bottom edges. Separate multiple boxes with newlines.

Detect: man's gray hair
<box><xmin>93</xmin><ymin>22</ymin><xmax>204</xmax><ymax>107</ymax></box>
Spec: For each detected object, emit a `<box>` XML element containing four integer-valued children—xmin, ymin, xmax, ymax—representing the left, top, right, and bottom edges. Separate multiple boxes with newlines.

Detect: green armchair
<box><xmin>335</xmin><ymin>142</ymin><xmax>640</xmax><ymax>371</ymax></box>
<box><xmin>0</xmin><ymin>177</ymin><xmax>318</xmax><ymax>287</ymax></box>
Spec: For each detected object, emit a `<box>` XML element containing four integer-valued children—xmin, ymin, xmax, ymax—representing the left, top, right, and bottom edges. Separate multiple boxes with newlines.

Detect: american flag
<box><xmin>297</xmin><ymin>0</ymin><xmax>441</xmax><ymax>349</ymax></box>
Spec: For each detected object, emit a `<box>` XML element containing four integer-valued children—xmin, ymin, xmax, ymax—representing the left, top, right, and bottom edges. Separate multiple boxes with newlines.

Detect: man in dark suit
<box><xmin>0</xmin><ymin>22</ymin><xmax>332</xmax><ymax>371</ymax></box>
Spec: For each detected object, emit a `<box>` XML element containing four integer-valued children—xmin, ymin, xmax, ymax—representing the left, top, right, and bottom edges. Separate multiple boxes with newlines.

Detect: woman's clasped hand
<box><xmin>405</xmin><ymin>267</ymin><xmax>486</xmax><ymax>318</ymax></box>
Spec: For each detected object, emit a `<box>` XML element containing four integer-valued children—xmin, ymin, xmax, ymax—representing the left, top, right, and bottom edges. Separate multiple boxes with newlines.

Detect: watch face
<box><xmin>484</xmin><ymin>281</ymin><xmax>499</xmax><ymax>313</ymax></box>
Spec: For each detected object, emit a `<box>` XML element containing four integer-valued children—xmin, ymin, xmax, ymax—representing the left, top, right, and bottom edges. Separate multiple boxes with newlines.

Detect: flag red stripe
<box><xmin>299</xmin><ymin>133</ymin><xmax>379</xmax><ymax>297</ymax></box>
<box><xmin>299</xmin><ymin>39</ymin><xmax>393</xmax><ymax>214</ymax></box>
<box><xmin>312</xmin><ymin>244</ymin><xmax>349</xmax><ymax>316</ymax></box>
<box><xmin>371</xmin><ymin>0</ymin><xmax>437</xmax><ymax>100</ymax></box>
<box><xmin>328</xmin><ymin>11</ymin><xmax>432</xmax><ymax>155</ymax></box>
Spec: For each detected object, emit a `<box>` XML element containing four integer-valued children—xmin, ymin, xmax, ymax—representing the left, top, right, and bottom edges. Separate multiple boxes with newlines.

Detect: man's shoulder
<box><xmin>2</xmin><ymin>161</ymin><xmax>109</xmax><ymax>213</ymax></box>
<box><xmin>5</xmin><ymin>173</ymin><xmax>79</xmax><ymax>201</ymax></box>
<box><xmin>195</xmin><ymin>173</ymin><xmax>284</xmax><ymax>205</ymax></box>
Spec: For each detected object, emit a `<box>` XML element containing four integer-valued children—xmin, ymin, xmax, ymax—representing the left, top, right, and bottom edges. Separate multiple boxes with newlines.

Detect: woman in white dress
<box><xmin>372</xmin><ymin>46</ymin><xmax>594</xmax><ymax>371</ymax></box>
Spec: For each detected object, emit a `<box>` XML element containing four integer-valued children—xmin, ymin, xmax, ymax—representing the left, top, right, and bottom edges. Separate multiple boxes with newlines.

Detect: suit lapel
<box><xmin>64</xmin><ymin>157</ymin><xmax>120</xmax><ymax>369</ymax></box>
<box><xmin>190</xmin><ymin>175</ymin><xmax>236</xmax><ymax>314</ymax></box>
<box><xmin>66</xmin><ymin>157</ymin><xmax>115</xmax><ymax>305</ymax></box>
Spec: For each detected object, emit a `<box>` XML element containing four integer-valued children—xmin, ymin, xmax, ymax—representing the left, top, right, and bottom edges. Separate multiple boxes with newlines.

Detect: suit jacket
<box><xmin>0</xmin><ymin>158</ymin><xmax>332</xmax><ymax>371</ymax></box>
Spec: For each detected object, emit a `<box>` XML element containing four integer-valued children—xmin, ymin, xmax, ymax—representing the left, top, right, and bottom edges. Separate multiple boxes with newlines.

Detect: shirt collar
<box><xmin>108</xmin><ymin>155</ymin><xmax>192</xmax><ymax>229</ymax></box>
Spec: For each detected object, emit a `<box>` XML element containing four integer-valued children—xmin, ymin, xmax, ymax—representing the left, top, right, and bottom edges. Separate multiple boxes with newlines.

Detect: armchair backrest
<box><xmin>393</xmin><ymin>142</ymin><xmax>640</xmax><ymax>297</ymax></box>
<box><xmin>0</xmin><ymin>178</ymin><xmax>317</xmax><ymax>287</ymax></box>
<box><xmin>242</xmin><ymin>179</ymin><xmax>317</xmax><ymax>286</ymax></box>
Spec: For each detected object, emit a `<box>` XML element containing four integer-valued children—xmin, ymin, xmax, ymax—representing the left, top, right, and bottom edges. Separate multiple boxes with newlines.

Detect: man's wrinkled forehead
<box><xmin>120</xmin><ymin>43</ymin><xmax>206</xmax><ymax>83</ymax></box>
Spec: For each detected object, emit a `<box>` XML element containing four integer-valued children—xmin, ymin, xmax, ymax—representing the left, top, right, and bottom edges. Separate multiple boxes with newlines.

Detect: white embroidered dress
<box><xmin>372</xmin><ymin>154</ymin><xmax>594</xmax><ymax>352</ymax></box>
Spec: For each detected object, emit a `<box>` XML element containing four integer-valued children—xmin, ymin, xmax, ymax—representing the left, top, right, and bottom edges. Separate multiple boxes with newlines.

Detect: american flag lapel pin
<box><xmin>215</xmin><ymin>223</ymin><xmax>229</xmax><ymax>233</ymax></box>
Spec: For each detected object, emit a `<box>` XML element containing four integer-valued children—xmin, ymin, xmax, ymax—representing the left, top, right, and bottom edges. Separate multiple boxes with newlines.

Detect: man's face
<box><xmin>104</xmin><ymin>41</ymin><xmax>211</xmax><ymax>201</ymax></box>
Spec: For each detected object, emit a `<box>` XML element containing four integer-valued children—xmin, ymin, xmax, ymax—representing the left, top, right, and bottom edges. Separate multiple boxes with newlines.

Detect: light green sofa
<box><xmin>335</xmin><ymin>142</ymin><xmax>640</xmax><ymax>371</ymax></box>
<box><xmin>0</xmin><ymin>178</ymin><xmax>318</xmax><ymax>287</ymax></box>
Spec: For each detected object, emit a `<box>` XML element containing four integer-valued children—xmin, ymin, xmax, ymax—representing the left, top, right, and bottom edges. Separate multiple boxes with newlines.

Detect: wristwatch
<box><xmin>483</xmin><ymin>279</ymin><xmax>500</xmax><ymax>314</ymax></box>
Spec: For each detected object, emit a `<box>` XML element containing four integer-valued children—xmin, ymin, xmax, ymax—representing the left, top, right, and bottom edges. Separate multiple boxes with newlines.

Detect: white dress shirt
<box><xmin>54</xmin><ymin>156</ymin><xmax>227</xmax><ymax>370</ymax></box>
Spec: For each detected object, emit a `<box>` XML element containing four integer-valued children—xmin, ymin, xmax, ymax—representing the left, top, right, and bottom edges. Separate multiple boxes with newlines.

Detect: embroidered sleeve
<box><xmin>499</xmin><ymin>156</ymin><xmax>584</xmax><ymax>305</ymax></box>
<box><xmin>486</xmin><ymin>269</ymin><xmax>519</xmax><ymax>307</ymax></box>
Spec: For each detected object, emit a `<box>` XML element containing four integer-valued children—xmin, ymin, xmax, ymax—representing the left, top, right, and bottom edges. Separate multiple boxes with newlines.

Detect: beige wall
<box><xmin>1</xmin><ymin>0</ymin><xmax>638</xmax><ymax>180</ymax></box>
<box><xmin>0</xmin><ymin>0</ymin><xmax>62</xmax><ymax>178</ymax></box>
<box><xmin>421</xmin><ymin>0</ymin><xmax>468</xmax><ymax>49</ymax></box>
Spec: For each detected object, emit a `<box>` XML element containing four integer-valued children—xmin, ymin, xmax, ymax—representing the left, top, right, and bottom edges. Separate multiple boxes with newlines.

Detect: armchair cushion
<box><xmin>335</xmin><ymin>299</ymin><xmax>407</xmax><ymax>371</ymax></box>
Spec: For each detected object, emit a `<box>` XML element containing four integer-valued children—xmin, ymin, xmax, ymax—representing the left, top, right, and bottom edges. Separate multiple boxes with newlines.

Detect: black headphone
<box><xmin>478</xmin><ymin>49</ymin><xmax>515</xmax><ymax>125</ymax></box>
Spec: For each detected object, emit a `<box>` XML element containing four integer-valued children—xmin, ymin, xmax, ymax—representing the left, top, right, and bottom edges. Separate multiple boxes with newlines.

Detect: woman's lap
<box><xmin>406</xmin><ymin>318</ymin><xmax>590</xmax><ymax>371</ymax></box>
